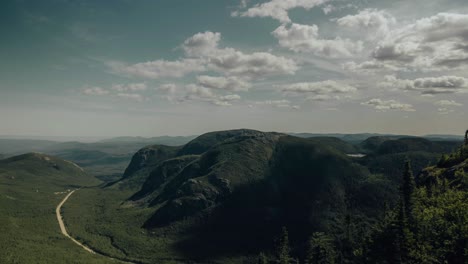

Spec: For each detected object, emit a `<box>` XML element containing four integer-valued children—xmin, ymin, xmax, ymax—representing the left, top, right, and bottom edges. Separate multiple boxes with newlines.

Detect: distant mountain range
<box><xmin>289</xmin><ymin>132</ymin><xmax>464</xmax><ymax>142</ymax></box>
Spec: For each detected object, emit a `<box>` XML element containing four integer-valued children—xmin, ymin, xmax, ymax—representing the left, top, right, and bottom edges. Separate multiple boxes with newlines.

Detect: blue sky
<box><xmin>1</xmin><ymin>0</ymin><xmax>468</xmax><ymax>137</ymax></box>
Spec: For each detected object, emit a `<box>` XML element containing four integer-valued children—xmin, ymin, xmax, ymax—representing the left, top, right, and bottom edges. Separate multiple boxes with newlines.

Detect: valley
<box><xmin>2</xmin><ymin>129</ymin><xmax>465</xmax><ymax>263</ymax></box>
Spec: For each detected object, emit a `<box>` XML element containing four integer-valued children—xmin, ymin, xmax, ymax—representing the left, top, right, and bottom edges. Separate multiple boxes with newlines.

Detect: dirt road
<box><xmin>55</xmin><ymin>190</ymin><xmax>95</xmax><ymax>254</ymax></box>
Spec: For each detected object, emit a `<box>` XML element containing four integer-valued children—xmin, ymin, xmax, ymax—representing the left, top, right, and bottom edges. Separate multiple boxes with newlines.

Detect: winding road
<box><xmin>56</xmin><ymin>189</ymin><xmax>138</xmax><ymax>264</ymax></box>
<box><xmin>55</xmin><ymin>190</ymin><xmax>96</xmax><ymax>254</ymax></box>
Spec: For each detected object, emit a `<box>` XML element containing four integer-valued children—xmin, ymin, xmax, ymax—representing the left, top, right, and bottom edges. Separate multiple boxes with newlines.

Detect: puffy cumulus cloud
<box><xmin>196</xmin><ymin>75</ymin><xmax>251</xmax><ymax>91</ymax></box>
<box><xmin>255</xmin><ymin>99</ymin><xmax>299</xmax><ymax>109</ymax></box>
<box><xmin>336</xmin><ymin>9</ymin><xmax>396</xmax><ymax>38</ymax></box>
<box><xmin>322</xmin><ymin>4</ymin><xmax>335</xmax><ymax>14</ymax></box>
<box><xmin>361</xmin><ymin>98</ymin><xmax>415</xmax><ymax>112</ymax></box>
<box><xmin>368</xmin><ymin>13</ymin><xmax>468</xmax><ymax>71</ymax></box>
<box><xmin>434</xmin><ymin>100</ymin><xmax>463</xmax><ymax>107</ymax></box>
<box><xmin>183</xmin><ymin>31</ymin><xmax>221</xmax><ymax>57</ymax></box>
<box><xmin>183</xmin><ymin>32</ymin><xmax>299</xmax><ymax>78</ymax></box>
<box><xmin>281</xmin><ymin>80</ymin><xmax>357</xmax><ymax>98</ymax></box>
<box><xmin>82</xmin><ymin>86</ymin><xmax>109</xmax><ymax>96</ymax></box>
<box><xmin>232</xmin><ymin>0</ymin><xmax>328</xmax><ymax>23</ymax></box>
<box><xmin>116</xmin><ymin>93</ymin><xmax>145</xmax><ymax>102</ymax></box>
<box><xmin>108</xmin><ymin>59</ymin><xmax>205</xmax><ymax>79</ymax></box>
<box><xmin>112</xmin><ymin>83</ymin><xmax>147</xmax><ymax>92</ymax></box>
<box><xmin>379</xmin><ymin>75</ymin><xmax>468</xmax><ymax>95</ymax></box>
<box><xmin>272</xmin><ymin>23</ymin><xmax>363</xmax><ymax>57</ymax></box>
<box><xmin>111</xmin><ymin>31</ymin><xmax>298</xmax><ymax>80</ymax></box>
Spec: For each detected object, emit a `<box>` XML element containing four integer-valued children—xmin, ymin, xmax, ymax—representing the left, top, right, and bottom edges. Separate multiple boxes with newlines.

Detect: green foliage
<box><xmin>306</xmin><ymin>232</ymin><xmax>336</xmax><ymax>264</ymax></box>
<box><xmin>258</xmin><ymin>252</ymin><xmax>268</xmax><ymax>264</ymax></box>
<box><xmin>0</xmin><ymin>153</ymin><xmax>110</xmax><ymax>263</ymax></box>
<box><xmin>401</xmin><ymin>161</ymin><xmax>416</xmax><ymax>228</ymax></box>
<box><xmin>276</xmin><ymin>227</ymin><xmax>290</xmax><ymax>264</ymax></box>
<box><xmin>5</xmin><ymin>130</ymin><xmax>464</xmax><ymax>263</ymax></box>
<box><xmin>364</xmin><ymin>144</ymin><xmax>468</xmax><ymax>264</ymax></box>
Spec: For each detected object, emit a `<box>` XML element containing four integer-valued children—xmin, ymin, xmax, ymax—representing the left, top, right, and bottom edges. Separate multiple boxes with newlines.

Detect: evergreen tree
<box><xmin>464</xmin><ymin>129</ymin><xmax>468</xmax><ymax>146</ymax></box>
<box><xmin>401</xmin><ymin>160</ymin><xmax>416</xmax><ymax>228</ymax></box>
<box><xmin>437</xmin><ymin>154</ymin><xmax>448</xmax><ymax>167</ymax></box>
<box><xmin>277</xmin><ymin>227</ymin><xmax>290</xmax><ymax>264</ymax></box>
<box><xmin>306</xmin><ymin>232</ymin><xmax>336</xmax><ymax>264</ymax></box>
<box><xmin>258</xmin><ymin>252</ymin><xmax>268</xmax><ymax>264</ymax></box>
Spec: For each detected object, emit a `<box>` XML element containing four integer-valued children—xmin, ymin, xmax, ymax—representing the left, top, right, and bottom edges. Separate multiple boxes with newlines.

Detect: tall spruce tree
<box><xmin>277</xmin><ymin>227</ymin><xmax>290</xmax><ymax>264</ymax></box>
<box><xmin>464</xmin><ymin>130</ymin><xmax>468</xmax><ymax>145</ymax></box>
<box><xmin>401</xmin><ymin>160</ymin><xmax>416</xmax><ymax>228</ymax></box>
<box><xmin>306</xmin><ymin>232</ymin><xmax>336</xmax><ymax>264</ymax></box>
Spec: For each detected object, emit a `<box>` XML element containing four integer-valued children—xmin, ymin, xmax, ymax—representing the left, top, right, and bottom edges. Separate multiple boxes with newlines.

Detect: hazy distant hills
<box><xmin>100</xmin><ymin>135</ymin><xmax>196</xmax><ymax>145</ymax></box>
<box><xmin>0</xmin><ymin>135</ymin><xmax>197</xmax><ymax>181</ymax></box>
<box><xmin>290</xmin><ymin>132</ymin><xmax>464</xmax><ymax>143</ymax></box>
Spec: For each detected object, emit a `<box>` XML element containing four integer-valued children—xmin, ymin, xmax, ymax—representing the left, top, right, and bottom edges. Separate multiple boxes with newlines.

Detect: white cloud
<box><xmin>219</xmin><ymin>94</ymin><xmax>241</xmax><ymax>101</ymax></box>
<box><xmin>82</xmin><ymin>84</ymin><xmax>147</xmax><ymax>102</ymax></box>
<box><xmin>207</xmin><ymin>48</ymin><xmax>298</xmax><ymax>78</ymax></box>
<box><xmin>196</xmin><ymin>75</ymin><xmax>251</xmax><ymax>91</ymax></box>
<box><xmin>434</xmin><ymin>99</ymin><xmax>462</xmax><ymax>115</ymax></box>
<box><xmin>116</xmin><ymin>93</ymin><xmax>144</xmax><ymax>102</ymax></box>
<box><xmin>110</xmin><ymin>31</ymin><xmax>298</xmax><ymax>80</ymax></box>
<box><xmin>272</xmin><ymin>23</ymin><xmax>363</xmax><ymax>57</ymax></box>
<box><xmin>232</xmin><ymin>0</ymin><xmax>328</xmax><ymax>23</ymax></box>
<box><xmin>306</xmin><ymin>94</ymin><xmax>335</xmax><ymax>101</ymax></box>
<box><xmin>368</xmin><ymin>13</ymin><xmax>468</xmax><ymax>71</ymax></box>
<box><xmin>379</xmin><ymin>75</ymin><xmax>468</xmax><ymax>94</ymax></box>
<box><xmin>183</xmin><ymin>31</ymin><xmax>221</xmax><ymax>57</ymax></box>
<box><xmin>183</xmin><ymin>85</ymin><xmax>241</xmax><ymax>106</ymax></box>
<box><xmin>82</xmin><ymin>86</ymin><xmax>109</xmax><ymax>96</ymax></box>
<box><xmin>437</xmin><ymin>108</ymin><xmax>455</xmax><ymax>114</ymax></box>
<box><xmin>361</xmin><ymin>98</ymin><xmax>415</xmax><ymax>112</ymax></box>
<box><xmin>336</xmin><ymin>9</ymin><xmax>396</xmax><ymax>39</ymax></box>
<box><xmin>182</xmin><ymin>32</ymin><xmax>299</xmax><ymax>78</ymax></box>
<box><xmin>158</xmin><ymin>84</ymin><xmax>177</xmax><ymax>94</ymax></box>
<box><xmin>434</xmin><ymin>100</ymin><xmax>462</xmax><ymax>107</ymax></box>
<box><xmin>239</xmin><ymin>0</ymin><xmax>250</xmax><ymax>8</ymax></box>
<box><xmin>322</xmin><ymin>4</ymin><xmax>335</xmax><ymax>14</ymax></box>
<box><xmin>107</xmin><ymin>59</ymin><xmax>205</xmax><ymax>79</ymax></box>
<box><xmin>112</xmin><ymin>83</ymin><xmax>147</xmax><ymax>92</ymax></box>
<box><xmin>343</xmin><ymin>60</ymin><xmax>401</xmax><ymax>73</ymax></box>
<box><xmin>281</xmin><ymin>80</ymin><xmax>357</xmax><ymax>97</ymax></box>
<box><xmin>255</xmin><ymin>99</ymin><xmax>299</xmax><ymax>109</ymax></box>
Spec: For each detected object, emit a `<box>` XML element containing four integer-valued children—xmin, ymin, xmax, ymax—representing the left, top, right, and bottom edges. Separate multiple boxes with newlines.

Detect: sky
<box><xmin>1</xmin><ymin>0</ymin><xmax>468</xmax><ymax>138</ymax></box>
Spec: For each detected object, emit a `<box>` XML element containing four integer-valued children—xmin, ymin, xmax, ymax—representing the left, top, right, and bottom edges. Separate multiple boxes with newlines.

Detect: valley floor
<box><xmin>62</xmin><ymin>187</ymin><xmax>247</xmax><ymax>264</ymax></box>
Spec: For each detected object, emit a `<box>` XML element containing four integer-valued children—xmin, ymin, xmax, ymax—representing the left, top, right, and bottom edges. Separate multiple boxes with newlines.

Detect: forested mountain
<box><xmin>2</xmin><ymin>130</ymin><xmax>465</xmax><ymax>263</ymax></box>
<box><xmin>108</xmin><ymin>129</ymin><xmax>466</xmax><ymax>263</ymax></box>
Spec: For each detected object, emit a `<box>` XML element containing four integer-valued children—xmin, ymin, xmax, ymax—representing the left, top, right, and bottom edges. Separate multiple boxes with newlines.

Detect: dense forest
<box><xmin>262</xmin><ymin>132</ymin><xmax>468</xmax><ymax>264</ymax></box>
<box><xmin>1</xmin><ymin>130</ymin><xmax>466</xmax><ymax>264</ymax></box>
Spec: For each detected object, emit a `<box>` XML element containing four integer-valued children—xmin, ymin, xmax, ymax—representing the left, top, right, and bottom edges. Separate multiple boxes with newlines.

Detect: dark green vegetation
<box><xmin>2</xmin><ymin>130</ymin><xmax>465</xmax><ymax>263</ymax></box>
<box><xmin>362</xmin><ymin>143</ymin><xmax>468</xmax><ymax>263</ymax></box>
<box><xmin>358</xmin><ymin>136</ymin><xmax>461</xmax><ymax>183</ymax></box>
<box><xmin>62</xmin><ymin>129</ymin><xmax>464</xmax><ymax>263</ymax></box>
<box><xmin>0</xmin><ymin>153</ymin><xmax>112</xmax><ymax>263</ymax></box>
